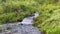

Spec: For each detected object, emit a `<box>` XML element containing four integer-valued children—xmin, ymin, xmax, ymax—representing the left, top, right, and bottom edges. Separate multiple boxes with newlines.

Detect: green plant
<box><xmin>7</xmin><ymin>26</ymin><xmax>11</xmax><ymax>30</ymax></box>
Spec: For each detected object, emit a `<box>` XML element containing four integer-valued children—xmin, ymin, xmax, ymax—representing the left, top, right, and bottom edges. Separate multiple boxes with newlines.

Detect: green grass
<box><xmin>0</xmin><ymin>0</ymin><xmax>60</xmax><ymax>34</ymax></box>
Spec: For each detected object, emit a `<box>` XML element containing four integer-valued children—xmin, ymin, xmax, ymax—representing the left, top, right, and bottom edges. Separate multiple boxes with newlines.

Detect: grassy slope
<box><xmin>0</xmin><ymin>0</ymin><xmax>36</xmax><ymax>24</ymax></box>
<box><xmin>0</xmin><ymin>0</ymin><xmax>60</xmax><ymax>34</ymax></box>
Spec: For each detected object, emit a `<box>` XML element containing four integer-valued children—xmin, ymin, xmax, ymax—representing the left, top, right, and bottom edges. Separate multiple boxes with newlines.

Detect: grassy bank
<box><xmin>0</xmin><ymin>0</ymin><xmax>60</xmax><ymax>34</ymax></box>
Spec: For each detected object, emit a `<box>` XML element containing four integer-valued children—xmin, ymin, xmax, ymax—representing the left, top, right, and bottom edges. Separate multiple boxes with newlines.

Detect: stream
<box><xmin>0</xmin><ymin>12</ymin><xmax>41</xmax><ymax>34</ymax></box>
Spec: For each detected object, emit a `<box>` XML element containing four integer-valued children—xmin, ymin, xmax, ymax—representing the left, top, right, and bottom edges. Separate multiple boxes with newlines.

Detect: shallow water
<box><xmin>21</xmin><ymin>12</ymin><xmax>39</xmax><ymax>24</ymax></box>
<box><xmin>0</xmin><ymin>12</ymin><xmax>41</xmax><ymax>34</ymax></box>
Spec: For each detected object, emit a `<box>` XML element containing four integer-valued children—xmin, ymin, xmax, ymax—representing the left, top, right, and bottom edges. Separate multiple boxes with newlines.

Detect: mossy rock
<box><xmin>0</xmin><ymin>25</ymin><xmax>3</xmax><ymax>32</ymax></box>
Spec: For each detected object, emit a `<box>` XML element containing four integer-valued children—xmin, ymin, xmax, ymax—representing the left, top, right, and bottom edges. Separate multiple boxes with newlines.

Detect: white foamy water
<box><xmin>0</xmin><ymin>12</ymin><xmax>41</xmax><ymax>34</ymax></box>
<box><xmin>21</xmin><ymin>12</ymin><xmax>39</xmax><ymax>24</ymax></box>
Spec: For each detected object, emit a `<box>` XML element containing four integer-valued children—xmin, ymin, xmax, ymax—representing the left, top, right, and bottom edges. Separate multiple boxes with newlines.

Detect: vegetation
<box><xmin>0</xmin><ymin>25</ymin><xmax>3</xmax><ymax>32</ymax></box>
<box><xmin>0</xmin><ymin>0</ymin><xmax>60</xmax><ymax>34</ymax></box>
<box><xmin>6</xmin><ymin>26</ymin><xmax>11</xmax><ymax>30</ymax></box>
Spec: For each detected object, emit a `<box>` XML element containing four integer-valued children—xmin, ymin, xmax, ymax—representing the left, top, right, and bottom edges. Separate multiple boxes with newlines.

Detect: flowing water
<box><xmin>0</xmin><ymin>12</ymin><xmax>41</xmax><ymax>34</ymax></box>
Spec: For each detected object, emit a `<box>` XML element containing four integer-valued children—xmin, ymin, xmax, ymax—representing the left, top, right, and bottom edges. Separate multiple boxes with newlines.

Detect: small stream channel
<box><xmin>0</xmin><ymin>12</ymin><xmax>41</xmax><ymax>34</ymax></box>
